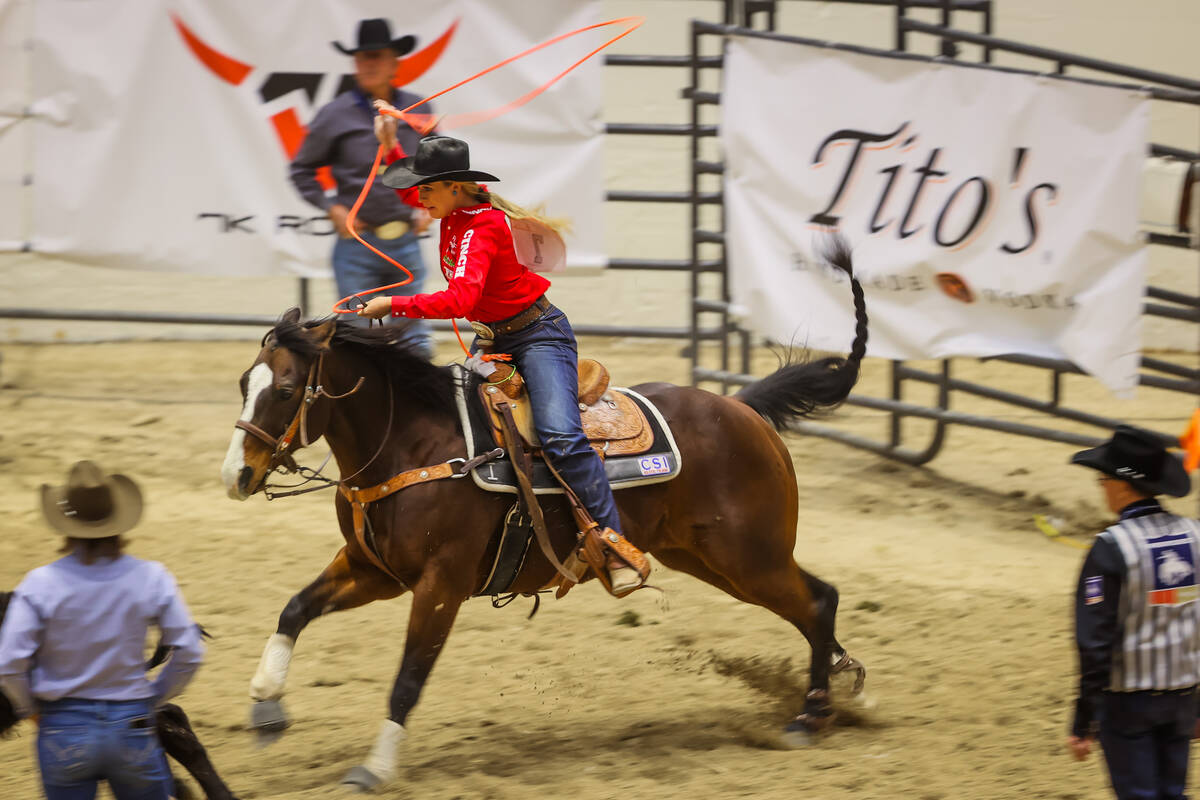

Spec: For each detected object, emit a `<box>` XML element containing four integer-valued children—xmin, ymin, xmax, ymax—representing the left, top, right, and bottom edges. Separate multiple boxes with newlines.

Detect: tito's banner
<box><xmin>25</xmin><ymin>0</ymin><xmax>603</xmax><ymax>275</ymax></box>
<box><xmin>722</xmin><ymin>36</ymin><xmax>1149</xmax><ymax>393</ymax></box>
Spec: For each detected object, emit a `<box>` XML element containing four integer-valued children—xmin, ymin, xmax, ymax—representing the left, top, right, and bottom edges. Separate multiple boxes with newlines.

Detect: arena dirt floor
<box><xmin>1</xmin><ymin>335</ymin><xmax>1197</xmax><ymax>799</ymax></box>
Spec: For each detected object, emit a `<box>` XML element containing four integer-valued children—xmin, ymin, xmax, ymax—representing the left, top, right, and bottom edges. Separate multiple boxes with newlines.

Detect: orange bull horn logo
<box><xmin>171</xmin><ymin>13</ymin><xmax>457</xmax><ymax>189</ymax></box>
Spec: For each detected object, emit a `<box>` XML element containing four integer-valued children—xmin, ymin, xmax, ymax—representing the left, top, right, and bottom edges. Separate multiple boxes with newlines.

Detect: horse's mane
<box><xmin>268</xmin><ymin>314</ymin><xmax>459</xmax><ymax>420</ymax></box>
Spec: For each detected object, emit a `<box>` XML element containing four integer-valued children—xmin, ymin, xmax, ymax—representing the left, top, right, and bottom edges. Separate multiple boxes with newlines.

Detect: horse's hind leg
<box><xmin>661</xmin><ymin>547</ymin><xmax>862</xmax><ymax>740</ymax></box>
<box><xmin>810</xmin><ymin>572</ymin><xmax>867</xmax><ymax>699</ymax></box>
<box><xmin>654</xmin><ymin>548</ymin><xmax>753</xmax><ymax>603</ymax></box>
<box><xmin>249</xmin><ymin>547</ymin><xmax>402</xmax><ymax>738</ymax></box>
<box><xmin>742</xmin><ymin>564</ymin><xmax>869</xmax><ymax>741</ymax></box>
<box><xmin>157</xmin><ymin>703</ymin><xmax>239</xmax><ymax>800</ymax></box>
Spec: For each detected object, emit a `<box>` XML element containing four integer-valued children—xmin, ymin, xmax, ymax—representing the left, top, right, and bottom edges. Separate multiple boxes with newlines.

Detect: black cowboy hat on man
<box><xmin>332</xmin><ymin>18</ymin><xmax>416</xmax><ymax>57</ymax></box>
<box><xmin>1071</xmin><ymin>424</ymin><xmax>1190</xmax><ymax>498</ymax></box>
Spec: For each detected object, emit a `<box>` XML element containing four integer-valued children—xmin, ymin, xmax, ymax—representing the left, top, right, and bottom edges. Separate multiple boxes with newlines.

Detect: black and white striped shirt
<box><xmin>1073</xmin><ymin>500</ymin><xmax>1200</xmax><ymax>735</ymax></box>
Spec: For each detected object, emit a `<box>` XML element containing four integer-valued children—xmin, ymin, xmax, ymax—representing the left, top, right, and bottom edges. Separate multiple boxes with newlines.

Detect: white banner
<box><xmin>722</xmin><ymin>36</ymin><xmax>1149</xmax><ymax>393</ymax></box>
<box><xmin>24</xmin><ymin>0</ymin><xmax>604</xmax><ymax>276</ymax></box>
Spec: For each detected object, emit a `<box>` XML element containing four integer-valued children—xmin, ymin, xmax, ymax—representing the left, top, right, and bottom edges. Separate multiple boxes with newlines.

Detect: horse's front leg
<box><xmin>248</xmin><ymin>547</ymin><xmax>402</xmax><ymax>737</ymax></box>
<box><xmin>341</xmin><ymin>569</ymin><xmax>465</xmax><ymax>792</ymax></box>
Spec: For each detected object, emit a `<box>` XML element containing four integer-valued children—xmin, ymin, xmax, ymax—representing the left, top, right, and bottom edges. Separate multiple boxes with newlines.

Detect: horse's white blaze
<box><xmin>249</xmin><ymin>632</ymin><xmax>295</xmax><ymax>702</ymax></box>
<box><xmin>221</xmin><ymin>362</ymin><xmax>274</xmax><ymax>500</ymax></box>
<box><xmin>363</xmin><ymin>719</ymin><xmax>407</xmax><ymax>783</ymax></box>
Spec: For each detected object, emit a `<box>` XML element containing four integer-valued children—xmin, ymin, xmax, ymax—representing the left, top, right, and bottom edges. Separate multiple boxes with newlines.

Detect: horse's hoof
<box><xmin>780</xmin><ymin>725</ymin><xmax>814</xmax><ymax>749</ymax></box>
<box><xmin>249</xmin><ymin>700</ymin><xmax>290</xmax><ymax>734</ymax></box>
<box><xmin>341</xmin><ymin>765</ymin><xmax>384</xmax><ymax>793</ymax></box>
<box><xmin>830</xmin><ymin>654</ymin><xmax>867</xmax><ymax>697</ymax></box>
<box><xmin>847</xmin><ymin>690</ymin><xmax>879</xmax><ymax>712</ymax></box>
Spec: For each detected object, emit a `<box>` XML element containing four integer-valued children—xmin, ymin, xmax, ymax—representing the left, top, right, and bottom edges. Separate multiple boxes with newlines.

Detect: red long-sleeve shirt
<box><xmin>383</xmin><ymin>147</ymin><xmax>550</xmax><ymax>323</ymax></box>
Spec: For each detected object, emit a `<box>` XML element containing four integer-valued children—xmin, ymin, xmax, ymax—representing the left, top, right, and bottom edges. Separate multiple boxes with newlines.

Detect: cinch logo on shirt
<box><xmin>1148</xmin><ymin>535</ymin><xmax>1198</xmax><ymax>606</ymax></box>
<box><xmin>1085</xmin><ymin>576</ymin><xmax>1104</xmax><ymax>605</ymax></box>
<box><xmin>455</xmin><ymin>228</ymin><xmax>475</xmax><ymax>279</ymax></box>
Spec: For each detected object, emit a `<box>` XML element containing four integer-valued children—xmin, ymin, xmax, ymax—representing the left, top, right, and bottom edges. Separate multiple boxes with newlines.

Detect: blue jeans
<box><xmin>482</xmin><ymin>305</ymin><xmax>622</xmax><ymax>533</ymax></box>
<box><xmin>37</xmin><ymin>698</ymin><xmax>172</xmax><ymax>800</ymax></box>
<box><xmin>332</xmin><ymin>230</ymin><xmax>432</xmax><ymax>358</ymax></box>
<box><xmin>1098</xmin><ymin>689</ymin><xmax>1196</xmax><ymax>800</ymax></box>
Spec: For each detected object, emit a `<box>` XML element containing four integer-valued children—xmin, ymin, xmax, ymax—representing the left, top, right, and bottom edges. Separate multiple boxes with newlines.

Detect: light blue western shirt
<box><xmin>0</xmin><ymin>553</ymin><xmax>204</xmax><ymax>717</ymax></box>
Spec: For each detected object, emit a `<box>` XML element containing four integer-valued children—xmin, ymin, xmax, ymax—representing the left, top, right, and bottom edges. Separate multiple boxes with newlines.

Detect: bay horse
<box><xmin>221</xmin><ymin>241</ymin><xmax>870</xmax><ymax>792</ymax></box>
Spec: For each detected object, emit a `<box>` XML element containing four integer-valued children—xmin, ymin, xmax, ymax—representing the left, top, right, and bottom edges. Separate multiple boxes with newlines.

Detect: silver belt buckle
<box><xmin>469</xmin><ymin>321</ymin><xmax>496</xmax><ymax>340</ymax></box>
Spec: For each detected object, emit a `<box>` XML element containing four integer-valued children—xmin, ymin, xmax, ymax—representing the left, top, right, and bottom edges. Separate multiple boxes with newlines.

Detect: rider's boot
<box><xmin>599</xmin><ymin>528</ymin><xmax>650</xmax><ymax>596</ymax></box>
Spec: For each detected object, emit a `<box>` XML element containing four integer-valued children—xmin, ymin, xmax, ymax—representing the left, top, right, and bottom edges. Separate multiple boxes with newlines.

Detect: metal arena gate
<box><xmin>1</xmin><ymin>0</ymin><xmax>1197</xmax><ymax>464</ymax></box>
<box><xmin>682</xmin><ymin>0</ymin><xmax>1200</xmax><ymax>460</ymax></box>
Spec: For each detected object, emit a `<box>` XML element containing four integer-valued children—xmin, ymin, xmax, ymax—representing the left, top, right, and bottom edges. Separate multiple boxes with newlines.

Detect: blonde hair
<box><xmin>456</xmin><ymin>182</ymin><xmax>572</xmax><ymax>235</ymax></box>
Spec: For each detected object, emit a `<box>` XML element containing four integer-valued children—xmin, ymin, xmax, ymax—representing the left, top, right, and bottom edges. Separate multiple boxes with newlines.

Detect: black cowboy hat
<box><xmin>381</xmin><ymin>135</ymin><xmax>500</xmax><ymax>190</ymax></box>
<box><xmin>332</xmin><ymin>19</ymin><xmax>416</xmax><ymax>57</ymax></box>
<box><xmin>1071</xmin><ymin>424</ymin><xmax>1190</xmax><ymax>497</ymax></box>
<box><xmin>40</xmin><ymin>460</ymin><xmax>143</xmax><ymax>538</ymax></box>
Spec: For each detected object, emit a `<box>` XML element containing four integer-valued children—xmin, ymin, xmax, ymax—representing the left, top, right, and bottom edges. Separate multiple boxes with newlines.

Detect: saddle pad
<box><xmin>453</xmin><ymin>365</ymin><xmax>682</xmax><ymax>495</ymax></box>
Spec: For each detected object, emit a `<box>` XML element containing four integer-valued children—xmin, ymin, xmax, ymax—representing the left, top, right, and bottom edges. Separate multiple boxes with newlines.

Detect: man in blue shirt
<box><xmin>290</xmin><ymin>18</ymin><xmax>435</xmax><ymax>357</ymax></box>
<box><xmin>0</xmin><ymin>461</ymin><xmax>205</xmax><ymax>800</ymax></box>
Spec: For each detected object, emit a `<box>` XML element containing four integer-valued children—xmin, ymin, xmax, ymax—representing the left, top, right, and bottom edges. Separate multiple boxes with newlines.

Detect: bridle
<box><xmin>234</xmin><ymin>351</ymin><xmax>366</xmax><ymax>480</ymax></box>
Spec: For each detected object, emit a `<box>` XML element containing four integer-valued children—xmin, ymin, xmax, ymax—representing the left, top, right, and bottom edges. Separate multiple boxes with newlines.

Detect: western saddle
<box><xmin>478</xmin><ymin>358</ymin><xmax>652</xmax><ymax>458</ymax></box>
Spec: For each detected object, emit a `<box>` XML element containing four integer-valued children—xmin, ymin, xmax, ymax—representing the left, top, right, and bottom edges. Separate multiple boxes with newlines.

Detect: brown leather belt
<box><xmin>480</xmin><ymin>295</ymin><xmax>552</xmax><ymax>338</ymax></box>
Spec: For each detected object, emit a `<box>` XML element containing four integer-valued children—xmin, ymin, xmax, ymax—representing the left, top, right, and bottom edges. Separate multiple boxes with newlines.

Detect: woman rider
<box><xmin>356</xmin><ymin>104</ymin><xmax>648</xmax><ymax>596</ymax></box>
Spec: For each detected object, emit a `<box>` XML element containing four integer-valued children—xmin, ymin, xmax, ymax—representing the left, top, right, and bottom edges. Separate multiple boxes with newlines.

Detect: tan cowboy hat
<box><xmin>40</xmin><ymin>461</ymin><xmax>143</xmax><ymax>538</ymax></box>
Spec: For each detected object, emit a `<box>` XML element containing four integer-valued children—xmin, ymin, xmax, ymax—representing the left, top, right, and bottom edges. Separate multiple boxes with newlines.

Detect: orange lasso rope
<box><xmin>331</xmin><ymin>16</ymin><xmax>645</xmax><ymax>360</ymax></box>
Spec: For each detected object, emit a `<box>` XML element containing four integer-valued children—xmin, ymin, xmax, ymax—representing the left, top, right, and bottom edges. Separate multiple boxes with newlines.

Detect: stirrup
<box><xmin>593</xmin><ymin>528</ymin><xmax>650</xmax><ymax>598</ymax></box>
<box><xmin>608</xmin><ymin>564</ymin><xmax>645</xmax><ymax>595</ymax></box>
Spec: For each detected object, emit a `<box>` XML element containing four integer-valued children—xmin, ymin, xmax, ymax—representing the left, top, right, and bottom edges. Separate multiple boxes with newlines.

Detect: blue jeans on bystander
<box><xmin>1098</xmin><ymin>689</ymin><xmax>1196</xmax><ymax>800</ymax></box>
<box><xmin>481</xmin><ymin>304</ymin><xmax>622</xmax><ymax>533</ymax></box>
<box><xmin>332</xmin><ymin>230</ymin><xmax>433</xmax><ymax>358</ymax></box>
<box><xmin>37</xmin><ymin>697</ymin><xmax>172</xmax><ymax>800</ymax></box>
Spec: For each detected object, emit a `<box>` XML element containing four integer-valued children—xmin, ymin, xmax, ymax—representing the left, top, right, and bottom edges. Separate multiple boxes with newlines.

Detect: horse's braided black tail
<box><xmin>735</xmin><ymin>234</ymin><xmax>869</xmax><ymax>432</ymax></box>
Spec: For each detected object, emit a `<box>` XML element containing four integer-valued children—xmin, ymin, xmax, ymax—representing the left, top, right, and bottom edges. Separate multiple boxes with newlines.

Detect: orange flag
<box><xmin>1179</xmin><ymin>408</ymin><xmax>1200</xmax><ymax>472</ymax></box>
